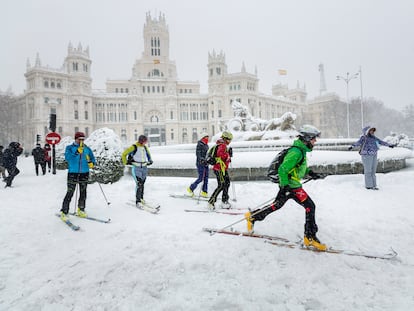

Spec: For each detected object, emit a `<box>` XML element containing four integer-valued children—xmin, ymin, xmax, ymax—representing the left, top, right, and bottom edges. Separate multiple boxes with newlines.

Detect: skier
<box><xmin>207</xmin><ymin>131</ymin><xmax>233</xmax><ymax>210</ymax></box>
<box><xmin>0</xmin><ymin>145</ymin><xmax>7</xmax><ymax>180</ymax></box>
<box><xmin>244</xmin><ymin>125</ymin><xmax>327</xmax><ymax>250</ymax></box>
<box><xmin>187</xmin><ymin>132</ymin><xmax>210</xmax><ymax>198</ymax></box>
<box><xmin>31</xmin><ymin>143</ymin><xmax>46</xmax><ymax>176</ymax></box>
<box><xmin>121</xmin><ymin>135</ymin><xmax>153</xmax><ymax>208</ymax></box>
<box><xmin>3</xmin><ymin>142</ymin><xmax>24</xmax><ymax>188</ymax></box>
<box><xmin>44</xmin><ymin>143</ymin><xmax>52</xmax><ymax>173</ymax></box>
<box><xmin>60</xmin><ymin>132</ymin><xmax>96</xmax><ymax>221</ymax></box>
<box><xmin>348</xmin><ymin>125</ymin><xmax>394</xmax><ymax>190</ymax></box>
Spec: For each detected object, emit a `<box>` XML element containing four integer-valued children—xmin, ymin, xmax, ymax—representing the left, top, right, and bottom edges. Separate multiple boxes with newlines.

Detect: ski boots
<box><xmin>200</xmin><ymin>191</ymin><xmax>208</xmax><ymax>198</ymax></box>
<box><xmin>207</xmin><ymin>202</ymin><xmax>215</xmax><ymax>211</ymax></box>
<box><xmin>187</xmin><ymin>187</ymin><xmax>194</xmax><ymax>197</ymax></box>
<box><xmin>304</xmin><ymin>235</ymin><xmax>327</xmax><ymax>251</ymax></box>
<box><xmin>244</xmin><ymin>211</ymin><xmax>255</xmax><ymax>233</ymax></box>
<box><xmin>220</xmin><ymin>201</ymin><xmax>232</xmax><ymax>209</ymax></box>
<box><xmin>76</xmin><ymin>208</ymin><xmax>88</xmax><ymax>218</ymax></box>
<box><xmin>60</xmin><ymin>212</ymin><xmax>69</xmax><ymax>222</ymax></box>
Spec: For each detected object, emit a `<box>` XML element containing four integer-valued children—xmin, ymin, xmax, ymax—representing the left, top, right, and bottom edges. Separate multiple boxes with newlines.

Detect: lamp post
<box><xmin>359</xmin><ymin>66</ymin><xmax>364</xmax><ymax>128</ymax></box>
<box><xmin>336</xmin><ymin>71</ymin><xmax>359</xmax><ymax>138</ymax></box>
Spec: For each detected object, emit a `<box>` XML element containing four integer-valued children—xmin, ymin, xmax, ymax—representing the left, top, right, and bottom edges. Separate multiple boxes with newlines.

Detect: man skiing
<box><xmin>207</xmin><ymin>131</ymin><xmax>233</xmax><ymax>210</ymax></box>
<box><xmin>244</xmin><ymin>125</ymin><xmax>326</xmax><ymax>250</ymax></box>
<box><xmin>187</xmin><ymin>132</ymin><xmax>209</xmax><ymax>198</ymax></box>
<box><xmin>3</xmin><ymin>142</ymin><xmax>23</xmax><ymax>188</ymax></box>
<box><xmin>31</xmin><ymin>143</ymin><xmax>46</xmax><ymax>176</ymax></box>
<box><xmin>121</xmin><ymin>135</ymin><xmax>153</xmax><ymax>208</ymax></box>
<box><xmin>60</xmin><ymin>132</ymin><xmax>96</xmax><ymax>220</ymax></box>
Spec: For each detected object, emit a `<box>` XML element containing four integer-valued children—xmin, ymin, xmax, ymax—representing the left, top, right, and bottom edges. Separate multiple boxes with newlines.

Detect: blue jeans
<box><xmin>190</xmin><ymin>164</ymin><xmax>209</xmax><ymax>193</ymax></box>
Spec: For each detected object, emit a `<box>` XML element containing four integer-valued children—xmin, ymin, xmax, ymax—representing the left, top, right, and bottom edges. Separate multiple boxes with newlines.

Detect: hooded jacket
<box><xmin>3</xmin><ymin>142</ymin><xmax>23</xmax><ymax>169</ymax></box>
<box><xmin>351</xmin><ymin>126</ymin><xmax>391</xmax><ymax>156</ymax></box>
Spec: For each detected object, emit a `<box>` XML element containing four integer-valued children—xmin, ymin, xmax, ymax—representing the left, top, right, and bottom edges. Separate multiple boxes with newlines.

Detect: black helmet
<box><xmin>138</xmin><ymin>135</ymin><xmax>148</xmax><ymax>144</ymax></box>
<box><xmin>9</xmin><ymin>142</ymin><xmax>20</xmax><ymax>149</ymax></box>
<box><xmin>298</xmin><ymin>125</ymin><xmax>321</xmax><ymax>142</ymax></box>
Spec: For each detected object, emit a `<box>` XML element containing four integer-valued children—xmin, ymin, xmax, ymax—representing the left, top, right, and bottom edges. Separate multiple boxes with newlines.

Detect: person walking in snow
<box><xmin>207</xmin><ymin>131</ymin><xmax>233</xmax><ymax>210</ymax></box>
<box><xmin>121</xmin><ymin>135</ymin><xmax>153</xmax><ymax>208</ymax></box>
<box><xmin>3</xmin><ymin>142</ymin><xmax>24</xmax><ymax>188</ymax></box>
<box><xmin>0</xmin><ymin>145</ymin><xmax>7</xmax><ymax>180</ymax></box>
<box><xmin>60</xmin><ymin>132</ymin><xmax>96</xmax><ymax>221</ymax></box>
<box><xmin>244</xmin><ymin>125</ymin><xmax>327</xmax><ymax>251</ymax></box>
<box><xmin>348</xmin><ymin>125</ymin><xmax>395</xmax><ymax>190</ymax></box>
<box><xmin>31</xmin><ymin>143</ymin><xmax>46</xmax><ymax>176</ymax></box>
<box><xmin>44</xmin><ymin>143</ymin><xmax>52</xmax><ymax>173</ymax></box>
<box><xmin>187</xmin><ymin>132</ymin><xmax>210</xmax><ymax>198</ymax></box>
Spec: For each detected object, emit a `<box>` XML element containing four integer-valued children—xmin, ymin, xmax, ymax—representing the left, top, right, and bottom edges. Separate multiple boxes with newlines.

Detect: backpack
<box><xmin>267</xmin><ymin>146</ymin><xmax>304</xmax><ymax>183</ymax></box>
<box><xmin>204</xmin><ymin>145</ymin><xmax>218</xmax><ymax>165</ymax></box>
<box><xmin>127</xmin><ymin>144</ymin><xmax>138</xmax><ymax>165</ymax></box>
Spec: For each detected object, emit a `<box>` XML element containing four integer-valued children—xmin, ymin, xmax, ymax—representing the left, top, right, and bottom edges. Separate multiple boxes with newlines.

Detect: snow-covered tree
<box><xmin>55</xmin><ymin>128</ymin><xmax>124</xmax><ymax>184</ymax></box>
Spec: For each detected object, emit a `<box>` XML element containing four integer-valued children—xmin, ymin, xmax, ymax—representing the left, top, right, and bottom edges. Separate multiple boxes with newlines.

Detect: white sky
<box><xmin>1</xmin><ymin>0</ymin><xmax>414</xmax><ymax>110</ymax></box>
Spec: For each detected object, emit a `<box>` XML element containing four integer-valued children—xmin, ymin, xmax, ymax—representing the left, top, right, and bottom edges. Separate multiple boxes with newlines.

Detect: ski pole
<box><xmin>229</xmin><ymin>162</ymin><xmax>237</xmax><ymax>202</ymax></box>
<box><xmin>97</xmin><ymin>181</ymin><xmax>111</xmax><ymax>205</ymax></box>
<box><xmin>209</xmin><ymin>197</ymin><xmax>275</xmax><ymax>235</ymax></box>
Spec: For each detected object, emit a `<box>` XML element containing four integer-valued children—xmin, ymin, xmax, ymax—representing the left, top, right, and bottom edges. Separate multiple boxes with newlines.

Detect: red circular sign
<box><xmin>45</xmin><ymin>132</ymin><xmax>61</xmax><ymax>145</ymax></box>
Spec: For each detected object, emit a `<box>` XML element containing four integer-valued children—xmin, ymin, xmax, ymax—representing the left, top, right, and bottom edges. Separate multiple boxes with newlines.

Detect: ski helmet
<box><xmin>298</xmin><ymin>125</ymin><xmax>321</xmax><ymax>142</ymax></box>
<box><xmin>221</xmin><ymin>131</ymin><xmax>233</xmax><ymax>141</ymax></box>
<box><xmin>138</xmin><ymin>135</ymin><xmax>148</xmax><ymax>144</ymax></box>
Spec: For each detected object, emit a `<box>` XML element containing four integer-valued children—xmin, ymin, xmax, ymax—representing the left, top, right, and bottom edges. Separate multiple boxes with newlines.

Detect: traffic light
<box><xmin>49</xmin><ymin>113</ymin><xmax>56</xmax><ymax>132</ymax></box>
<box><xmin>36</xmin><ymin>134</ymin><xmax>41</xmax><ymax>143</ymax></box>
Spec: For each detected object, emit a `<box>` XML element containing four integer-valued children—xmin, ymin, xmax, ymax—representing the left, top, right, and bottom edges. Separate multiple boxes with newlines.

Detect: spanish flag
<box><xmin>153</xmin><ymin>59</ymin><xmax>160</xmax><ymax>64</ymax></box>
<box><xmin>278</xmin><ymin>69</ymin><xmax>287</xmax><ymax>75</ymax></box>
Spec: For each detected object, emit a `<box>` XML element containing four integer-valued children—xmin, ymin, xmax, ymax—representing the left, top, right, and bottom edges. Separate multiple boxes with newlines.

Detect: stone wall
<box><xmin>147</xmin><ymin>158</ymin><xmax>406</xmax><ymax>181</ymax></box>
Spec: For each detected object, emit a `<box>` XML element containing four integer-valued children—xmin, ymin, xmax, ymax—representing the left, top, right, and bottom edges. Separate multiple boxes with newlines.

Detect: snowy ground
<box><xmin>1</xmin><ymin>154</ymin><xmax>414</xmax><ymax>311</ymax></box>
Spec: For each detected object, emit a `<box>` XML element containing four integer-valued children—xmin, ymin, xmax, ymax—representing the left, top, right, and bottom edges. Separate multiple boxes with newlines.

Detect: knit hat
<box><xmin>74</xmin><ymin>132</ymin><xmax>86</xmax><ymax>140</ymax></box>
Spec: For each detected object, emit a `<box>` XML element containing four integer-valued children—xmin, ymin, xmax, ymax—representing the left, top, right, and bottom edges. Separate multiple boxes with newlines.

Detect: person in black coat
<box><xmin>3</xmin><ymin>142</ymin><xmax>23</xmax><ymax>187</ymax></box>
<box><xmin>187</xmin><ymin>133</ymin><xmax>210</xmax><ymax>198</ymax></box>
<box><xmin>32</xmin><ymin>144</ymin><xmax>46</xmax><ymax>175</ymax></box>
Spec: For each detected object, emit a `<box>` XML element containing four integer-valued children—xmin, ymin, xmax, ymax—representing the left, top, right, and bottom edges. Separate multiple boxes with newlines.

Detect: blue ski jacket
<box><xmin>65</xmin><ymin>142</ymin><xmax>96</xmax><ymax>173</ymax></box>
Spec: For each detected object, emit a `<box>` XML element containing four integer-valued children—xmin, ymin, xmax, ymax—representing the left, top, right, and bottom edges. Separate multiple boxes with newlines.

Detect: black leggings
<box><xmin>61</xmin><ymin>173</ymin><xmax>89</xmax><ymax>214</ymax></box>
<box><xmin>208</xmin><ymin>170</ymin><xmax>230</xmax><ymax>204</ymax></box>
<box><xmin>253</xmin><ymin>187</ymin><xmax>318</xmax><ymax>236</ymax></box>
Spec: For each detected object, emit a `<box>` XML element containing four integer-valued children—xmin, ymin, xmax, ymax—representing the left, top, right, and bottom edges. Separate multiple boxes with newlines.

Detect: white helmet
<box><xmin>298</xmin><ymin>125</ymin><xmax>321</xmax><ymax>142</ymax></box>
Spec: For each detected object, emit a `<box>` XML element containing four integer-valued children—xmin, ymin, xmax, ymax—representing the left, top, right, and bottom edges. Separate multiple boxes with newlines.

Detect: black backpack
<box><xmin>204</xmin><ymin>145</ymin><xmax>218</xmax><ymax>165</ymax></box>
<box><xmin>267</xmin><ymin>146</ymin><xmax>304</xmax><ymax>183</ymax></box>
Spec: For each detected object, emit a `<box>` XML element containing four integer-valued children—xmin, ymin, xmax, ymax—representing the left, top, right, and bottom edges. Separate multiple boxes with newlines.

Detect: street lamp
<box><xmin>336</xmin><ymin>71</ymin><xmax>359</xmax><ymax>138</ymax></box>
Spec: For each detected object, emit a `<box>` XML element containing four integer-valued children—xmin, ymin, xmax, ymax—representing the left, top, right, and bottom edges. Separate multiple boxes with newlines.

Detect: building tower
<box><xmin>207</xmin><ymin>50</ymin><xmax>228</xmax><ymax>134</ymax></box>
<box><xmin>63</xmin><ymin>42</ymin><xmax>94</xmax><ymax>137</ymax></box>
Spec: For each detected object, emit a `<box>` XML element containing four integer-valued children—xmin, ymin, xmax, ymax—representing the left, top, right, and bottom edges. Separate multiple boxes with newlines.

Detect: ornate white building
<box><xmin>17</xmin><ymin>12</ymin><xmax>344</xmax><ymax>148</ymax></box>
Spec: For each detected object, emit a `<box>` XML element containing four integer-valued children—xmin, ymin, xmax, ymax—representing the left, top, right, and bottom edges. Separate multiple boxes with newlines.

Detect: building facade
<box><xmin>11</xmin><ymin>12</ymin><xmax>345</xmax><ymax>149</ymax></box>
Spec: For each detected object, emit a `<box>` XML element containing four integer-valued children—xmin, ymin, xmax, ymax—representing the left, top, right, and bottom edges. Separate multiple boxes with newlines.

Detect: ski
<box><xmin>55</xmin><ymin>213</ymin><xmax>80</xmax><ymax>231</ymax></box>
<box><xmin>169</xmin><ymin>193</ymin><xmax>209</xmax><ymax>201</ymax></box>
<box><xmin>127</xmin><ymin>201</ymin><xmax>160</xmax><ymax>214</ymax></box>
<box><xmin>264</xmin><ymin>240</ymin><xmax>398</xmax><ymax>260</ymax></box>
<box><xmin>69</xmin><ymin>213</ymin><xmax>111</xmax><ymax>223</ymax></box>
<box><xmin>202</xmin><ymin>228</ymin><xmax>290</xmax><ymax>242</ymax></box>
<box><xmin>203</xmin><ymin>228</ymin><xmax>398</xmax><ymax>260</ymax></box>
<box><xmin>186</xmin><ymin>209</ymin><xmax>245</xmax><ymax>215</ymax></box>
